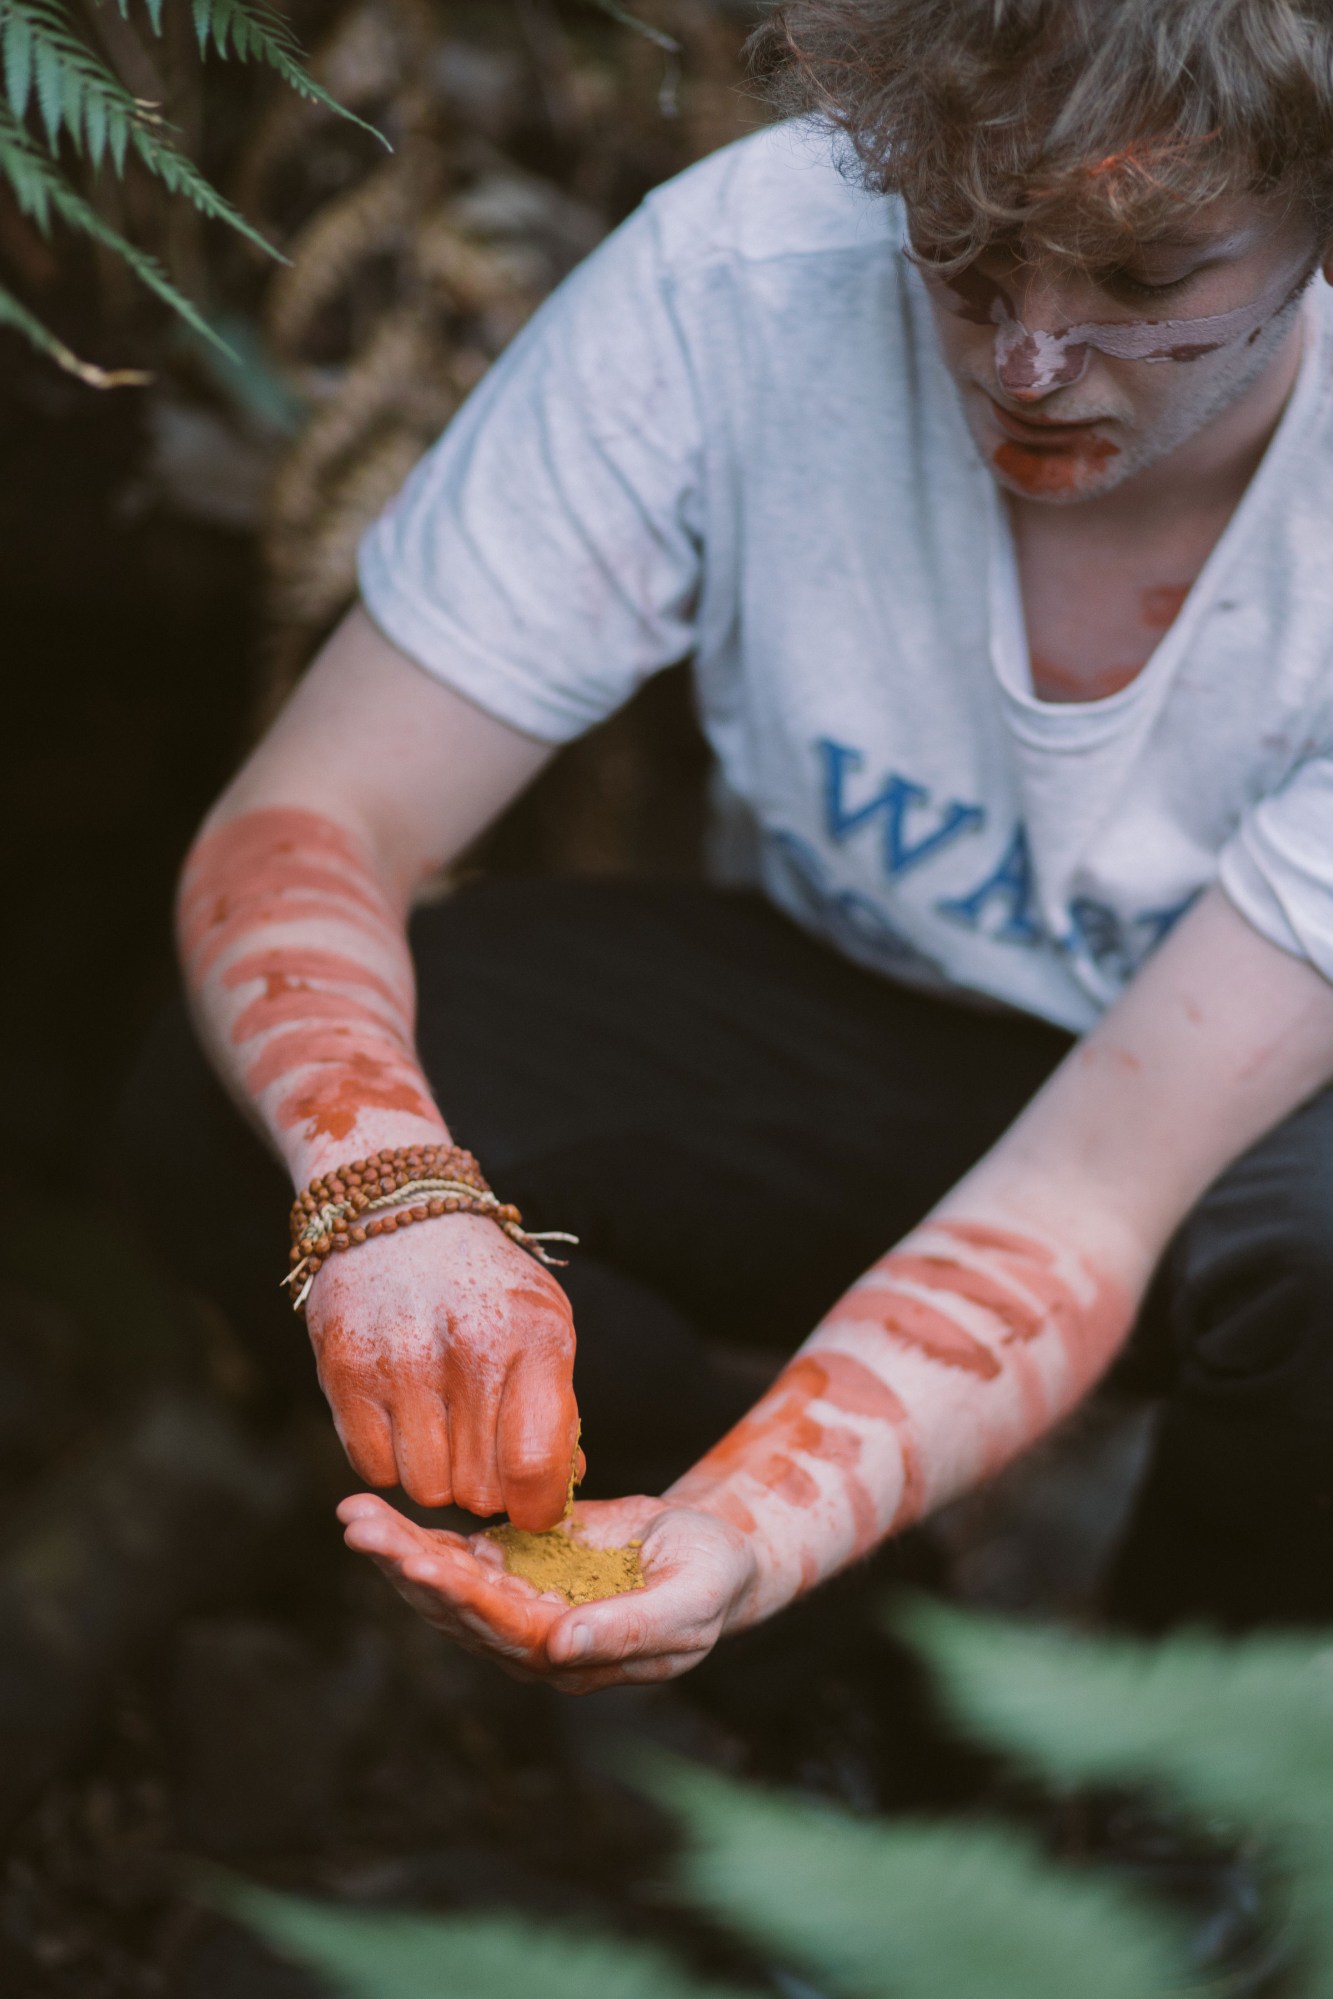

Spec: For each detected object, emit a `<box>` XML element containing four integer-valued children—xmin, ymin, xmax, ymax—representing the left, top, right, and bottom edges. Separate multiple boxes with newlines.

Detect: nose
<box><xmin>991</xmin><ymin>267</ymin><xmax>1093</xmax><ymax>401</ymax></box>
<box><xmin>995</xmin><ymin>320</ymin><xmax>1092</xmax><ymax>400</ymax></box>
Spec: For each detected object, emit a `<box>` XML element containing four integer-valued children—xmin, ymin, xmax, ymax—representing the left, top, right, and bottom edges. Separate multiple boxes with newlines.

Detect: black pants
<box><xmin>124</xmin><ymin>879</ymin><xmax>1333</xmax><ymax>1630</ymax></box>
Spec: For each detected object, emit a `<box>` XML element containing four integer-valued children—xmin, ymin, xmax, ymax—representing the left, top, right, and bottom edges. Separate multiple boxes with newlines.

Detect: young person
<box><xmin>175</xmin><ymin>0</ymin><xmax>1333</xmax><ymax>1691</ymax></box>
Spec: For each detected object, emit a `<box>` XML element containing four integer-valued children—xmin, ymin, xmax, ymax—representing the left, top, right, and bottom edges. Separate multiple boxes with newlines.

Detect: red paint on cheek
<box><xmin>223</xmin><ymin>949</ymin><xmax>408</xmax><ymax>1011</ymax></box>
<box><xmin>993</xmin><ymin>434</ymin><xmax>1119</xmax><ymax>495</ymax></box>
<box><xmin>853</xmin><ymin>1286</ymin><xmax>1003</xmax><ymax>1380</ymax></box>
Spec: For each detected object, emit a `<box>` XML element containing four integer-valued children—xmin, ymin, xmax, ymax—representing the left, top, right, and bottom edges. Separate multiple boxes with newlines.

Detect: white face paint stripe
<box><xmin>919</xmin><ymin>252</ymin><xmax>1314</xmax><ymax>396</ymax></box>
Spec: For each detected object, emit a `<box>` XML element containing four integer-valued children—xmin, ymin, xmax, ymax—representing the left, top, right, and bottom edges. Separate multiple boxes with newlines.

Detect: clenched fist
<box><xmin>307</xmin><ymin>1211</ymin><xmax>580</xmax><ymax>1529</ymax></box>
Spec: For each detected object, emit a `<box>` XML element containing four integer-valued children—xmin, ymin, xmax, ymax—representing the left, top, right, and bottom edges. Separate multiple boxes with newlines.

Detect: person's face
<box><xmin>917</xmin><ymin>188</ymin><xmax>1322</xmax><ymax>503</ymax></box>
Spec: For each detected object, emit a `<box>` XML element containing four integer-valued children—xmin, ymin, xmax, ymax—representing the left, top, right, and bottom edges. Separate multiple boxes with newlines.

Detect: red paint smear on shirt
<box><xmin>993</xmin><ymin>434</ymin><xmax>1119</xmax><ymax>496</ymax></box>
<box><xmin>230</xmin><ymin>984</ymin><xmax>399</xmax><ymax>1046</ymax></box>
<box><xmin>853</xmin><ymin>1286</ymin><xmax>1004</xmax><ymax>1380</ymax></box>
<box><xmin>244</xmin><ymin>1026</ymin><xmax>414</xmax><ymax>1097</ymax></box>
<box><xmin>222</xmin><ymin>948</ymin><xmax>408</xmax><ymax>1013</ymax></box>
<box><xmin>276</xmin><ymin>1066</ymin><xmax>433</xmax><ymax>1144</ymax></box>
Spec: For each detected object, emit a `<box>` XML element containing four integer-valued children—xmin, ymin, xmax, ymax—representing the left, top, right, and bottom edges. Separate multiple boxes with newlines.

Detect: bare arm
<box><xmin>180</xmin><ymin>605</ymin><xmax>581</xmax><ymax>1528</ymax></box>
<box><xmin>341</xmin><ymin>887</ymin><xmax>1333</xmax><ymax>1687</ymax></box>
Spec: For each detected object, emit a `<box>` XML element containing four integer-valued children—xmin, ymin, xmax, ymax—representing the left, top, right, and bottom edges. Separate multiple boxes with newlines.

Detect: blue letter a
<box><xmin>936</xmin><ymin>824</ymin><xmax>1043</xmax><ymax>945</ymax></box>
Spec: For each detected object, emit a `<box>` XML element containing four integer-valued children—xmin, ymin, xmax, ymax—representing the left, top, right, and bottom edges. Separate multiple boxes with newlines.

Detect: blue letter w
<box><xmin>818</xmin><ymin>739</ymin><xmax>985</xmax><ymax>880</ymax></box>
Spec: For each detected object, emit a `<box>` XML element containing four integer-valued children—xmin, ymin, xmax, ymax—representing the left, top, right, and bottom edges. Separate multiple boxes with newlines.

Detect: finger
<box><xmin>443</xmin><ymin>1366</ymin><xmax>506</xmax><ymax>1519</ymax></box>
<box><xmin>497</xmin><ymin>1363</ymin><xmax>580</xmax><ymax>1531</ymax></box>
<box><xmin>330</xmin><ymin>1394</ymin><xmax>398</xmax><ymax>1487</ymax></box>
<box><xmin>397</xmin><ymin>1547</ymin><xmax>560</xmax><ymax>1658</ymax></box>
<box><xmin>388</xmin><ymin>1390</ymin><xmax>453</xmax><ymax>1508</ymax></box>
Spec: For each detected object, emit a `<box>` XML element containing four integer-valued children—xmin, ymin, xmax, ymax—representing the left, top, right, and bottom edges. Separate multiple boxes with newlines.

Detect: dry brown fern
<box><xmin>245</xmin><ymin>0</ymin><xmax>756</xmax><ymax>872</ymax></box>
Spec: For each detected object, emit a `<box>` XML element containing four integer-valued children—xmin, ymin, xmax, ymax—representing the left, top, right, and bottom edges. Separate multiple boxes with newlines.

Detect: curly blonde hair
<box><xmin>750</xmin><ymin>0</ymin><xmax>1333</xmax><ymax>269</ymax></box>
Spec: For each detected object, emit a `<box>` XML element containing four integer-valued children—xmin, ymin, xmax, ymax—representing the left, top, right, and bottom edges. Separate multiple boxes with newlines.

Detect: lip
<box><xmin>985</xmin><ymin>396</ymin><xmax>1108</xmax><ymax>444</ymax></box>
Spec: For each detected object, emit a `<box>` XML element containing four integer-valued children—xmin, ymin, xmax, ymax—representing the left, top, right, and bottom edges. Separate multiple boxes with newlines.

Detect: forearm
<box><xmin>670</xmin><ymin>1180</ymin><xmax>1143</xmax><ymax>1625</ymax></box>
<box><xmin>672</xmin><ymin>888</ymin><xmax>1333</xmax><ymax>1629</ymax></box>
<box><xmin>178</xmin><ymin>802</ymin><xmax>450</xmax><ymax>1187</ymax></box>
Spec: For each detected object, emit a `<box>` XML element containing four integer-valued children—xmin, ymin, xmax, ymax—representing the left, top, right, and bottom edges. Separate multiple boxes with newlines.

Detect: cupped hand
<box><xmin>307</xmin><ymin>1212</ymin><xmax>580</xmax><ymax>1528</ymax></box>
<box><xmin>337</xmin><ymin>1491</ymin><xmax>759</xmax><ymax>1693</ymax></box>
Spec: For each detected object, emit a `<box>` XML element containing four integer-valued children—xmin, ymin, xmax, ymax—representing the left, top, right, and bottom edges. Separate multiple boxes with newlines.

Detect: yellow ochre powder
<box><xmin>486</xmin><ymin>1424</ymin><xmax>644</xmax><ymax>1606</ymax></box>
<box><xmin>487</xmin><ymin>1521</ymin><xmax>645</xmax><ymax>1606</ymax></box>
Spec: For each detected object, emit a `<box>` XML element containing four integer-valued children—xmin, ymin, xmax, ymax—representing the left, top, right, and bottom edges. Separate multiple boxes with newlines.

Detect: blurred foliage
<box><xmin>0</xmin><ymin>0</ymin><xmax>376</xmax><ymax>383</ymax></box>
<box><xmin>217</xmin><ymin>1600</ymin><xmax>1333</xmax><ymax>1999</ymax></box>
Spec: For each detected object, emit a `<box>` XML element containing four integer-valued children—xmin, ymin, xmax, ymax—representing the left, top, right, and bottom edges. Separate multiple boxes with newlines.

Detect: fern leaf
<box><xmin>0</xmin><ymin>275</ymin><xmax>150</xmax><ymax>385</ymax></box>
<box><xmin>127</xmin><ymin>121</ymin><xmax>281</xmax><ymax>261</ymax></box>
<box><xmin>2</xmin><ymin>0</ymin><xmax>142</xmax><ymax>156</ymax></box>
<box><xmin>0</xmin><ymin>3</ymin><xmax>281</xmax><ymax>258</ymax></box>
<box><xmin>903</xmin><ymin>1602</ymin><xmax>1333</xmax><ymax>1981</ymax></box>
<box><xmin>212</xmin><ymin>1880</ymin><xmax>737</xmax><ymax>1999</ymax></box>
<box><xmin>190</xmin><ymin>0</ymin><xmax>387</xmax><ymax>147</ymax></box>
<box><xmin>0</xmin><ymin>101</ymin><xmax>233</xmax><ymax>353</ymax></box>
<box><xmin>1</xmin><ymin>6</ymin><xmax>33</xmax><ymax>123</ymax></box>
<box><xmin>657</xmin><ymin>1760</ymin><xmax>1185</xmax><ymax>1999</ymax></box>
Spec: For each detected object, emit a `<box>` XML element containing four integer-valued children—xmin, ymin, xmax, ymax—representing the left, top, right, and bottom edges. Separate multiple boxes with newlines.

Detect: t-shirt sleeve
<box><xmin>357</xmin><ymin>197</ymin><xmax>705</xmax><ymax>744</ymax></box>
<box><xmin>1218</xmin><ymin>752</ymin><xmax>1333</xmax><ymax>982</ymax></box>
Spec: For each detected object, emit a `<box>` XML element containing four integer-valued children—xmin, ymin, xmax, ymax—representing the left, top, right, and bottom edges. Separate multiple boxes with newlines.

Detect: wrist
<box><xmin>285</xmin><ymin>1110</ymin><xmax>453</xmax><ymax>1189</ymax></box>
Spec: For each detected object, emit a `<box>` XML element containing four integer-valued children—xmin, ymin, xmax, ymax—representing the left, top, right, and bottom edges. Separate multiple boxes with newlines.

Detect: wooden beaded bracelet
<box><xmin>281</xmin><ymin>1141</ymin><xmax>578</xmax><ymax>1312</ymax></box>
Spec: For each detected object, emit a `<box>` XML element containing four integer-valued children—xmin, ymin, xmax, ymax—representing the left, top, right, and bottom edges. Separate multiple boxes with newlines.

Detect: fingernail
<box><xmin>566</xmin><ymin>1624</ymin><xmax>591</xmax><ymax>1660</ymax></box>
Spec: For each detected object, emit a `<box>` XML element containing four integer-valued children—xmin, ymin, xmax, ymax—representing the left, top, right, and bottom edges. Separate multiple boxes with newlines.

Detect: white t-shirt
<box><xmin>359</xmin><ymin>119</ymin><xmax>1333</xmax><ymax>1035</ymax></box>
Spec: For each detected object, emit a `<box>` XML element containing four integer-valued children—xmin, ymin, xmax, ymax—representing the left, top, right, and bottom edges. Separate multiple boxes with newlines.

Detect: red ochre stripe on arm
<box><xmin>222</xmin><ymin>949</ymin><xmax>409</xmax><ymax>1012</ymax></box>
<box><xmin>186</xmin><ymin>896</ymin><xmax>393</xmax><ymax>989</ymax></box>
<box><xmin>244</xmin><ymin>1026</ymin><xmax>416</xmax><ymax>1097</ymax></box>
<box><xmin>842</xmin><ymin>1284</ymin><xmax>1004</xmax><ymax>1379</ymax></box>
<box><xmin>179</xmin><ymin>808</ymin><xmax>385</xmax><ymax>899</ymax></box>
<box><xmin>230</xmin><ymin>986</ymin><xmax>406</xmax><ymax>1048</ymax></box>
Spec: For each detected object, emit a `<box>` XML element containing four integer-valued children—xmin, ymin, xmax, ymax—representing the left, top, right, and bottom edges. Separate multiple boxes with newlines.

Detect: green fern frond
<box><xmin>0</xmin><ymin>0</ymin><xmax>281</xmax><ymax>256</ymax></box>
<box><xmin>189</xmin><ymin>0</ymin><xmax>387</xmax><ymax>146</ymax></box>
<box><xmin>0</xmin><ymin>272</ymin><xmax>150</xmax><ymax>383</ymax></box>
<box><xmin>0</xmin><ymin>97</ymin><xmax>232</xmax><ymax>352</ymax></box>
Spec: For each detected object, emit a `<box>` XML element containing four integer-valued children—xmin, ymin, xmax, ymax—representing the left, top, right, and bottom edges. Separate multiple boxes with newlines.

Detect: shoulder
<box><xmin>640</xmin><ymin>118</ymin><xmax>902</xmax><ymax>279</ymax></box>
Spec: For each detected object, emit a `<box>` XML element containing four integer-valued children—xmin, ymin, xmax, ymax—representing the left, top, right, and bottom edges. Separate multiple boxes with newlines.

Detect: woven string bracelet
<box><xmin>282</xmin><ymin>1142</ymin><xmax>578</xmax><ymax>1313</ymax></box>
